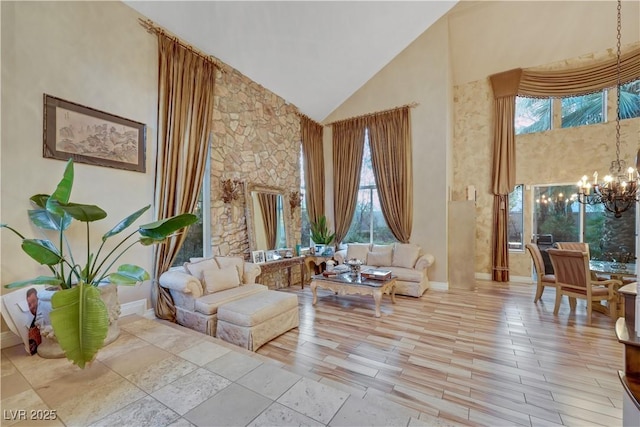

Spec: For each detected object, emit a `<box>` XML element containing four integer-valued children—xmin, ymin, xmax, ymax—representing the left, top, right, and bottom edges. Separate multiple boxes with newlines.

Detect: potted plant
<box><xmin>1</xmin><ymin>159</ymin><xmax>197</xmax><ymax>368</ymax></box>
<box><xmin>310</xmin><ymin>215</ymin><xmax>335</xmax><ymax>255</ymax></box>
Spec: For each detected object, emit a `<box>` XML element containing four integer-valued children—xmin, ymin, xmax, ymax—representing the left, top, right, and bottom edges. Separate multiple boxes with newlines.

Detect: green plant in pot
<box><xmin>310</xmin><ymin>215</ymin><xmax>335</xmax><ymax>248</ymax></box>
<box><xmin>1</xmin><ymin>159</ymin><xmax>197</xmax><ymax>368</ymax></box>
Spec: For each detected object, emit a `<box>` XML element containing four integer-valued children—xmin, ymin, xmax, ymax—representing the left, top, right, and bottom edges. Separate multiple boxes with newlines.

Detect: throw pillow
<box><xmin>184</xmin><ymin>257</ymin><xmax>218</xmax><ymax>280</ymax></box>
<box><xmin>202</xmin><ymin>266</ymin><xmax>240</xmax><ymax>294</ymax></box>
<box><xmin>367</xmin><ymin>251</ymin><xmax>392</xmax><ymax>267</ymax></box>
<box><xmin>215</xmin><ymin>256</ymin><xmax>245</xmax><ymax>283</ymax></box>
<box><xmin>372</xmin><ymin>244</ymin><xmax>393</xmax><ymax>254</ymax></box>
<box><xmin>391</xmin><ymin>243</ymin><xmax>421</xmax><ymax>269</ymax></box>
<box><xmin>346</xmin><ymin>243</ymin><xmax>370</xmax><ymax>262</ymax></box>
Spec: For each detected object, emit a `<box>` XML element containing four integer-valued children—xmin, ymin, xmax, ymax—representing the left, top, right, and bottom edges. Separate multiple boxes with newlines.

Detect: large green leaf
<box><xmin>138</xmin><ymin>214</ymin><xmax>198</xmax><ymax>239</ymax></box>
<box><xmin>21</xmin><ymin>239</ymin><xmax>62</xmax><ymax>265</ymax></box>
<box><xmin>49</xmin><ymin>283</ymin><xmax>109</xmax><ymax>369</ymax></box>
<box><xmin>102</xmin><ymin>205</ymin><xmax>150</xmax><ymax>241</ymax></box>
<box><xmin>108</xmin><ymin>264</ymin><xmax>150</xmax><ymax>285</ymax></box>
<box><xmin>30</xmin><ymin>194</ymin><xmax>50</xmax><ymax>209</ymax></box>
<box><xmin>4</xmin><ymin>276</ymin><xmax>62</xmax><ymax>289</ymax></box>
<box><xmin>28</xmin><ymin>208</ymin><xmax>71</xmax><ymax>231</ymax></box>
<box><xmin>57</xmin><ymin>202</ymin><xmax>107</xmax><ymax>223</ymax></box>
<box><xmin>46</xmin><ymin>159</ymin><xmax>74</xmax><ymax>216</ymax></box>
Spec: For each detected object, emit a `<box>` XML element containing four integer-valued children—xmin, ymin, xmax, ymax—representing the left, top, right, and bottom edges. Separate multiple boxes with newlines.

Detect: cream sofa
<box><xmin>334</xmin><ymin>243</ymin><xmax>435</xmax><ymax>297</ymax></box>
<box><xmin>159</xmin><ymin>256</ymin><xmax>266</xmax><ymax>336</ymax></box>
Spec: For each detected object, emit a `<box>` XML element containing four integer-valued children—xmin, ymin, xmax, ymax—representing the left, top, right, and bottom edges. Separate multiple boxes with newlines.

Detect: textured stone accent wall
<box><xmin>453</xmin><ymin>45</ymin><xmax>640</xmax><ymax>278</ymax></box>
<box><xmin>209</xmin><ymin>67</ymin><xmax>302</xmax><ymax>262</ymax></box>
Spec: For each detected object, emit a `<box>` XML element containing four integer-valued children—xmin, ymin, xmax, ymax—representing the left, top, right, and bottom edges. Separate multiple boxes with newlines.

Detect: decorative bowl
<box><xmin>345</xmin><ymin>258</ymin><xmax>363</xmax><ymax>275</ymax></box>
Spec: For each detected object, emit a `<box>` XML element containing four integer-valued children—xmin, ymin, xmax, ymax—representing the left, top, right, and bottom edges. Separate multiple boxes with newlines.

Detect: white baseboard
<box><xmin>120</xmin><ymin>299</ymin><xmax>147</xmax><ymax>317</ymax></box>
<box><xmin>1</xmin><ymin>331</ymin><xmax>23</xmax><ymax>350</ymax></box>
<box><xmin>143</xmin><ymin>308</ymin><xmax>156</xmax><ymax>319</ymax></box>
<box><xmin>475</xmin><ymin>272</ymin><xmax>492</xmax><ymax>281</ymax></box>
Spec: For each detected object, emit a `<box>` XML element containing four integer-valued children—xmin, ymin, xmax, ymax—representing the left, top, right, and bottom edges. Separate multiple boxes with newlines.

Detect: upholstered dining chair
<box><xmin>555</xmin><ymin>242</ymin><xmax>607</xmax><ymax>281</ymax></box>
<box><xmin>525</xmin><ymin>243</ymin><xmax>556</xmax><ymax>303</ymax></box>
<box><xmin>547</xmin><ymin>248</ymin><xmax>622</xmax><ymax>325</ymax></box>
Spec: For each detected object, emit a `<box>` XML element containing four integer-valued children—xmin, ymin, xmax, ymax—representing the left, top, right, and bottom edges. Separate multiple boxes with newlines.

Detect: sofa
<box><xmin>159</xmin><ymin>256</ymin><xmax>267</xmax><ymax>336</ymax></box>
<box><xmin>333</xmin><ymin>243</ymin><xmax>435</xmax><ymax>297</ymax></box>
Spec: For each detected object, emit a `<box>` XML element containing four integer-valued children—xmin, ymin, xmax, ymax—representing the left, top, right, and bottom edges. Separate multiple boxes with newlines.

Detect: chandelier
<box><xmin>575</xmin><ymin>0</ymin><xmax>638</xmax><ymax>218</ymax></box>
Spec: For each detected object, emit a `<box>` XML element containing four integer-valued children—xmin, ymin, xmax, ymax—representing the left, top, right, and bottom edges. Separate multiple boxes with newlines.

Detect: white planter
<box><xmin>35</xmin><ymin>283</ymin><xmax>121</xmax><ymax>358</ymax></box>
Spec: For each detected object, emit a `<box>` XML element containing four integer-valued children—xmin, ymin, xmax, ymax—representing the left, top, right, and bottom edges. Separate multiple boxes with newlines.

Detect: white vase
<box><xmin>34</xmin><ymin>283</ymin><xmax>121</xmax><ymax>358</ymax></box>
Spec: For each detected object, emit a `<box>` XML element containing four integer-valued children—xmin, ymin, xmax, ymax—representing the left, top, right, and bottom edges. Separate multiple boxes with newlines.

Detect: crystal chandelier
<box><xmin>575</xmin><ymin>0</ymin><xmax>638</xmax><ymax>218</ymax></box>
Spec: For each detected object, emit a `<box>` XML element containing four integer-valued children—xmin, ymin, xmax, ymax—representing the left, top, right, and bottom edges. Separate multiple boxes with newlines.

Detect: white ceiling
<box><xmin>124</xmin><ymin>1</ymin><xmax>458</xmax><ymax>122</ymax></box>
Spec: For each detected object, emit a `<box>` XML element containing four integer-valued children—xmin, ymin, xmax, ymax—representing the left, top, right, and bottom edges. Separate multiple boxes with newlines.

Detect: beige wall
<box><xmin>324</xmin><ymin>17</ymin><xmax>452</xmax><ymax>284</ymax></box>
<box><xmin>325</xmin><ymin>0</ymin><xmax>639</xmax><ymax>285</ymax></box>
<box><xmin>1</xmin><ymin>0</ymin><xmax>158</xmax><ymax>335</ymax></box>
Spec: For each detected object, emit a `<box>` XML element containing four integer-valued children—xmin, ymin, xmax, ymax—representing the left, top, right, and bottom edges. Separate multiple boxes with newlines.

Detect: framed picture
<box><xmin>0</xmin><ymin>285</ymin><xmax>48</xmax><ymax>356</ymax></box>
<box><xmin>43</xmin><ymin>94</ymin><xmax>146</xmax><ymax>172</ymax></box>
<box><xmin>252</xmin><ymin>250</ymin><xmax>266</xmax><ymax>264</ymax></box>
<box><xmin>265</xmin><ymin>250</ymin><xmax>276</xmax><ymax>262</ymax></box>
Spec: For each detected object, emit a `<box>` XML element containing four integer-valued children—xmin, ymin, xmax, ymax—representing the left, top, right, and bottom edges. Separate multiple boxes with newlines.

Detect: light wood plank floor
<box><xmin>258</xmin><ymin>280</ymin><xmax>624</xmax><ymax>426</ymax></box>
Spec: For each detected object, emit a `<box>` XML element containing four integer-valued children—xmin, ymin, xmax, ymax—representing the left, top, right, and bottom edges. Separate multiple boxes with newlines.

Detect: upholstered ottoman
<box><xmin>216</xmin><ymin>291</ymin><xmax>299</xmax><ymax>351</ymax></box>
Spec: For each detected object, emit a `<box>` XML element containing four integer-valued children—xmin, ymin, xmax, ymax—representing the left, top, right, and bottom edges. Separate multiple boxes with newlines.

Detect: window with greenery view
<box><xmin>343</xmin><ymin>131</ymin><xmax>397</xmax><ymax>245</ymax></box>
<box><xmin>300</xmin><ymin>149</ymin><xmax>311</xmax><ymax>246</ymax></box>
<box><xmin>508</xmin><ymin>184</ymin><xmax>524</xmax><ymax>251</ymax></box>
<box><xmin>515</xmin><ymin>97</ymin><xmax>551</xmax><ymax>135</ymax></box>
<box><xmin>561</xmin><ymin>92</ymin><xmax>604</xmax><ymax>128</ymax></box>
<box><xmin>532</xmin><ymin>184</ymin><xmax>635</xmax><ymax>263</ymax></box>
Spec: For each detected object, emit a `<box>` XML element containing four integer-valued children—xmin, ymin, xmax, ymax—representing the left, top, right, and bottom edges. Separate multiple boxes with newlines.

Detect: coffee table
<box><xmin>309</xmin><ymin>273</ymin><xmax>396</xmax><ymax>317</ymax></box>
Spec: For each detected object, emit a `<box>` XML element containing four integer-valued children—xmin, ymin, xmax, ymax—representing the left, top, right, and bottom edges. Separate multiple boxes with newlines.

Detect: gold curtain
<box><xmin>519</xmin><ymin>46</ymin><xmax>640</xmax><ymax>97</ymax></box>
<box><xmin>367</xmin><ymin>107</ymin><xmax>413</xmax><ymax>243</ymax></box>
<box><xmin>153</xmin><ymin>35</ymin><xmax>217</xmax><ymax>321</ymax></box>
<box><xmin>489</xmin><ymin>69</ymin><xmax>521</xmax><ymax>282</ymax></box>
<box><xmin>257</xmin><ymin>193</ymin><xmax>278</xmax><ymax>250</ymax></box>
<box><xmin>300</xmin><ymin>116</ymin><xmax>325</xmax><ymax>224</ymax></box>
<box><xmin>332</xmin><ymin>119</ymin><xmax>366</xmax><ymax>244</ymax></box>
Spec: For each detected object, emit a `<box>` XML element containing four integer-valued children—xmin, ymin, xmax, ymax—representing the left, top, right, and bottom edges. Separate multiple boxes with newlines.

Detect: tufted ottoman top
<box><xmin>217</xmin><ymin>291</ymin><xmax>298</xmax><ymax>327</ymax></box>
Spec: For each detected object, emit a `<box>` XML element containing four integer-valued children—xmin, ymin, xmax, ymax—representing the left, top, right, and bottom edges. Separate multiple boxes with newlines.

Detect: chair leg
<box><xmin>586</xmin><ymin>300</ymin><xmax>592</xmax><ymax>325</ymax></box>
<box><xmin>554</xmin><ymin>290</ymin><xmax>562</xmax><ymax>315</ymax></box>
<box><xmin>534</xmin><ymin>283</ymin><xmax>544</xmax><ymax>303</ymax></box>
<box><xmin>569</xmin><ymin>297</ymin><xmax>576</xmax><ymax>311</ymax></box>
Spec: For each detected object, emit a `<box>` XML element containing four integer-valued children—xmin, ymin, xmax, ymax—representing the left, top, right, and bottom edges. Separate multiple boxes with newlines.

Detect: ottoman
<box><xmin>216</xmin><ymin>291</ymin><xmax>299</xmax><ymax>351</ymax></box>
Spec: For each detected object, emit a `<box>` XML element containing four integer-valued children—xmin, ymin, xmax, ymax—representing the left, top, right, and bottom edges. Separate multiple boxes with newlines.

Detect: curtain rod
<box><xmin>324</xmin><ymin>102</ymin><xmax>419</xmax><ymax>126</ymax></box>
<box><xmin>296</xmin><ymin>111</ymin><xmax>323</xmax><ymax>127</ymax></box>
<box><xmin>138</xmin><ymin>18</ymin><xmax>227</xmax><ymax>73</ymax></box>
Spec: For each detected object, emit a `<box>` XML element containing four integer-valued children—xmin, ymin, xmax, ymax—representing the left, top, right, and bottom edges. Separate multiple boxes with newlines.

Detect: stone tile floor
<box><xmin>0</xmin><ymin>315</ymin><xmax>438</xmax><ymax>427</ymax></box>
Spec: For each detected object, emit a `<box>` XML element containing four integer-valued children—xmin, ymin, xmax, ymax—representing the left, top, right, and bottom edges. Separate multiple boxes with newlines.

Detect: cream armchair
<box><xmin>334</xmin><ymin>242</ymin><xmax>435</xmax><ymax>297</ymax></box>
<box><xmin>159</xmin><ymin>256</ymin><xmax>266</xmax><ymax>336</ymax></box>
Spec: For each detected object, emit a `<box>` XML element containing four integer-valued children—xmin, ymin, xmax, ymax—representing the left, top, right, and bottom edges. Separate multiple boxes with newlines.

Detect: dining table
<box><xmin>589</xmin><ymin>260</ymin><xmax>637</xmax><ymax>318</ymax></box>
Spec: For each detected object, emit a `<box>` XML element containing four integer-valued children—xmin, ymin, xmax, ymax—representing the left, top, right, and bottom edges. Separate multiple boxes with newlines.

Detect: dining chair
<box><xmin>548</xmin><ymin>248</ymin><xmax>622</xmax><ymax>325</ymax></box>
<box><xmin>525</xmin><ymin>243</ymin><xmax>556</xmax><ymax>303</ymax></box>
<box><xmin>555</xmin><ymin>242</ymin><xmax>608</xmax><ymax>281</ymax></box>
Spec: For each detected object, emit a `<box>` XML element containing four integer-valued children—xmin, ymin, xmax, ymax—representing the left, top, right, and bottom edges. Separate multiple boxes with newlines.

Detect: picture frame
<box><xmin>252</xmin><ymin>250</ymin><xmax>266</xmax><ymax>264</ymax></box>
<box><xmin>0</xmin><ymin>285</ymin><xmax>48</xmax><ymax>356</ymax></box>
<box><xmin>43</xmin><ymin>94</ymin><xmax>146</xmax><ymax>172</ymax></box>
<box><xmin>265</xmin><ymin>250</ymin><xmax>275</xmax><ymax>262</ymax></box>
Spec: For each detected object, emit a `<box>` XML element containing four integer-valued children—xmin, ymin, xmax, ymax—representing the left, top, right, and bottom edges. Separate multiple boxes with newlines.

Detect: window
<box><xmin>343</xmin><ymin>130</ymin><xmax>397</xmax><ymax>245</ymax></box>
<box><xmin>515</xmin><ymin>97</ymin><xmax>551</xmax><ymax>135</ymax></box>
<box><xmin>508</xmin><ymin>185</ymin><xmax>524</xmax><ymax>251</ymax></box>
<box><xmin>515</xmin><ymin>78</ymin><xmax>639</xmax><ymax>134</ymax></box>
<box><xmin>300</xmin><ymin>149</ymin><xmax>311</xmax><ymax>246</ymax></box>
<box><xmin>561</xmin><ymin>92</ymin><xmax>604</xmax><ymax>128</ymax></box>
<box><xmin>532</xmin><ymin>184</ymin><xmax>635</xmax><ymax>263</ymax></box>
<box><xmin>172</xmin><ymin>151</ymin><xmax>211</xmax><ymax>266</ymax></box>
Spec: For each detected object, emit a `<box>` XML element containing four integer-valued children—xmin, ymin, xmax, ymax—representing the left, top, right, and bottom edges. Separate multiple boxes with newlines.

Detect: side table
<box><xmin>304</xmin><ymin>255</ymin><xmax>333</xmax><ymax>286</ymax></box>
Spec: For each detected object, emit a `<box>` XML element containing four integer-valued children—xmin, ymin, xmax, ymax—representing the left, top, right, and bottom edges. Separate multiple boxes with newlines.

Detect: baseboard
<box><xmin>120</xmin><ymin>299</ymin><xmax>147</xmax><ymax>317</ymax></box>
<box><xmin>143</xmin><ymin>308</ymin><xmax>156</xmax><ymax>319</ymax></box>
<box><xmin>1</xmin><ymin>331</ymin><xmax>23</xmax><ymax>350</ymax></box>
<box><xmin>475</xmin><ymin>272</ymin><xmax>533</xmax><ymax>284</ymax></box>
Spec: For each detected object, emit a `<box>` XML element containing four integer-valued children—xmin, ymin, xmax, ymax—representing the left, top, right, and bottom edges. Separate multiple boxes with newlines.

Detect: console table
<box><xmin>303</xmin><ymin>255</ymin><xmax>333</xmax><ymax>285</ymax></box>
<box><xmin>616</xmin><ymin>283</ymin><xmax>640</xmax><ymax>426</ymax></box>
<box><xmin>257</xmin><ymin>257</ymin><xmax>305</xmax><ymax>288</ymax></box>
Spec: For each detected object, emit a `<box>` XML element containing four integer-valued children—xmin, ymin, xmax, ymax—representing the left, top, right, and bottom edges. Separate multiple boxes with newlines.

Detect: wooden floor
<box><xmin>257</xmin><ymin>280</ymin><xmax>624</xmax><ymax>426</ymax></box>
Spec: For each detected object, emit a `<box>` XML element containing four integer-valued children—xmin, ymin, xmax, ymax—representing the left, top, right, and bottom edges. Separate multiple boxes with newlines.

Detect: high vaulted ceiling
<box><xmin>124</xmin><ymin>1</ymin><xmax>458</xmax><ymax>122</ymax></box>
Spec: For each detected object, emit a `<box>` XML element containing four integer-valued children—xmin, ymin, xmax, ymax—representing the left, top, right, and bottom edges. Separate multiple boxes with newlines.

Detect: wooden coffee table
<box><xmin>310</xmin><ymin>273</ymin><xmax>396</xmax><ymax>317</ymax></box>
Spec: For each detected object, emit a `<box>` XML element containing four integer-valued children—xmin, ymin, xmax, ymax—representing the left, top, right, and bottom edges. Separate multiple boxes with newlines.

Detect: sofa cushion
<box><xmin>346</xmin><ymin>243</ymin><xmax>370</xmax><ymax>262</ymax></box>
<box><xmin>367</xmin><ymin>250</ymin><xmax>392</xmax><ymax>267</ymax></box>
<box><xmin>385</xmin><ymin>266</ymin><xmax>425</xmax><ymax>283</ymax></box>
<box><xmin>184</xmin><ymin>258</ymin><xmax>218</xmax><ymax>280</ymax></box>
<box><xmin>217</xmin><ymin>291</ymin><xmax>299</xmax><ymax>327</ymax></box>
<box><xmin>215</xmin><ymin>256</ymin><xmax>244</xmax><ymax>282</ymax></box>
<box><xmin>392</xmin><ymin>243</ymin><xmax>421</xmax><ymax>269</ymax></box>
<box><xmin>194</xmin><ymin>284</ymin><xmax>268</xmax><ymax>315</ymax></box>
<box><xmin>202</xmin><ymin>266</ymin><xmax>241</xmax><ymax>294</ymax></box>
<box><xmin>372</xmin><ymin>244</ymin><xmax>394</xmax><ymax>254</ymax></box>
